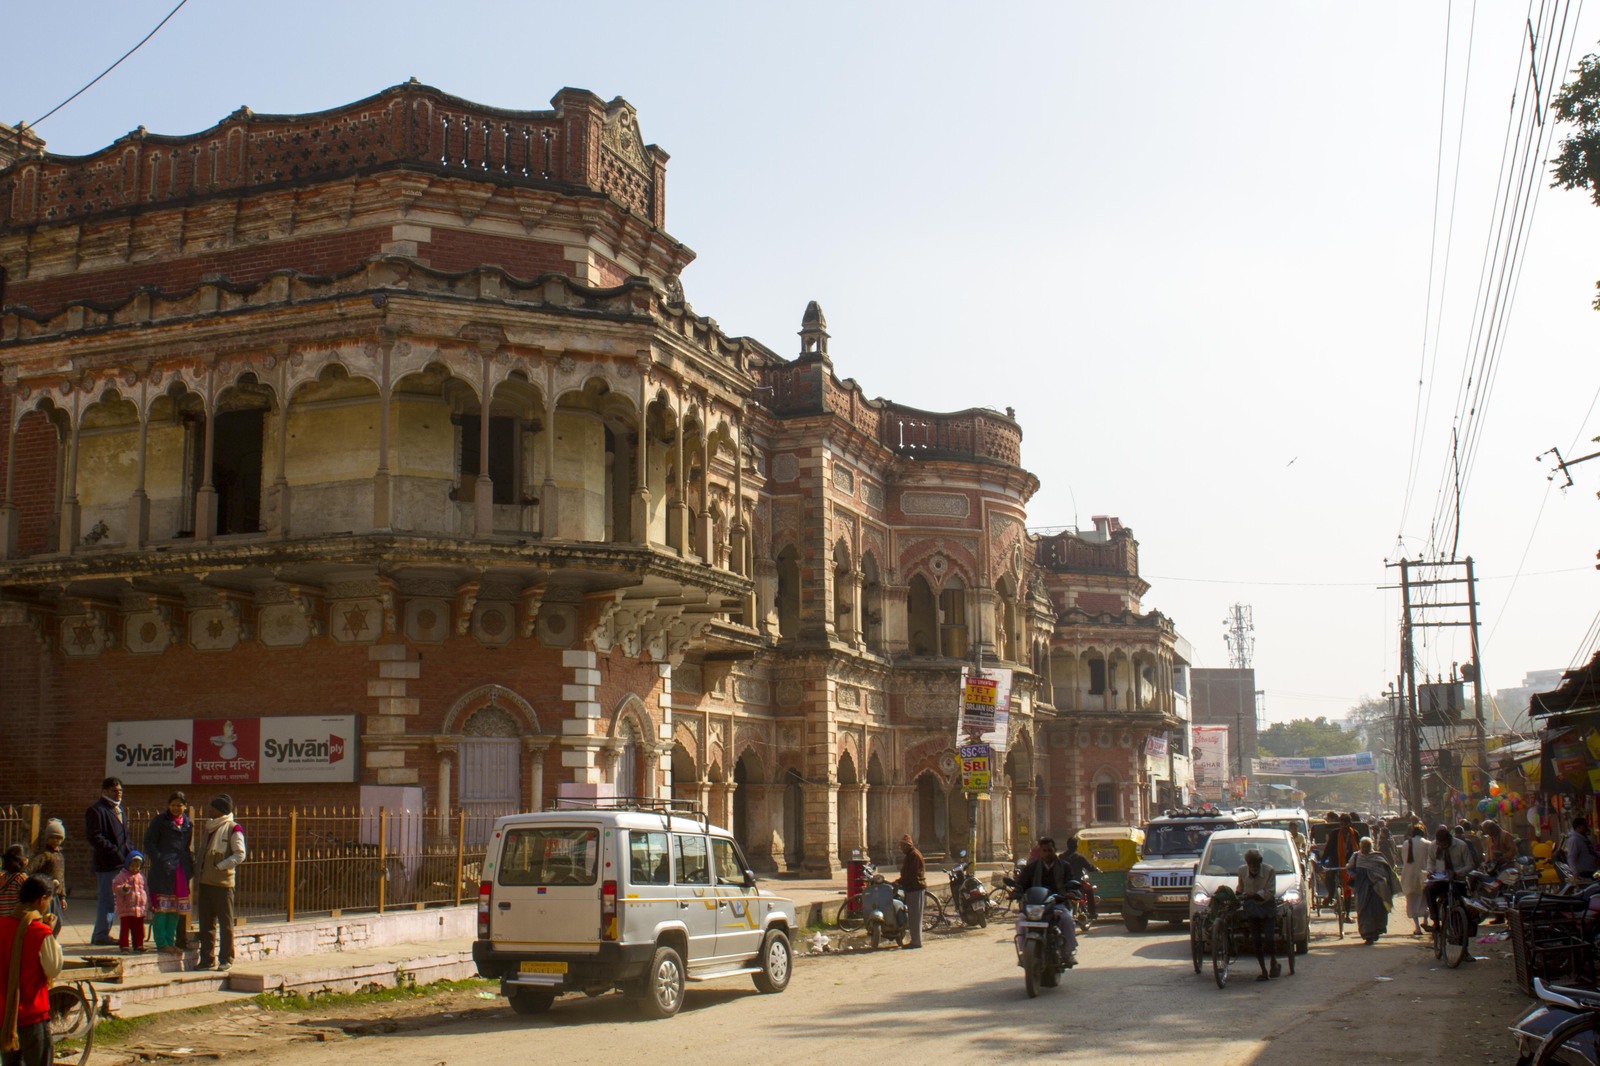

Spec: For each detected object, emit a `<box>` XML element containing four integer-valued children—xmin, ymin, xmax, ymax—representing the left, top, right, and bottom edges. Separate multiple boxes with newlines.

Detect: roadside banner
<box><xmin>108</xmin><ymin>716</ymin><xmax>356</xmax><ymax>785</ymax></box>
<box><xmin>1251</xmin><ymin>751</ymin><xmax>1375</xmax><ymax>777</ymax></box>
<box><xmin>957</xmin><ymin>668</ymin><xmax>1012</xmax><ymax>748</ymax></box>
<box><xmin>1145</xmin><ymin>733</ymin><xmax>1168</xmax><ymax>757</ymax></box>
<box><xmin>1191</xmin><ymin>725</ymin><xmax>1230</xmax><ymax>799</ymax></box>
<box><xmin>960</xmin><ymin>743</ymin><xmax>992</xmax><ymax>794</ymax></box>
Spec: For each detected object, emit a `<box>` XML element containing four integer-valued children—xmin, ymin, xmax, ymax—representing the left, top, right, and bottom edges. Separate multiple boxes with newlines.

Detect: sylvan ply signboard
<box><xmin>107</xmin><ymin>716</ymin><xmax>357</xmax><ymax>785</ymax></box>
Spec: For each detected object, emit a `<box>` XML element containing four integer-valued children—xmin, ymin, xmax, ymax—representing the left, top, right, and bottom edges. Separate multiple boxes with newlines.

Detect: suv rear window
<box><xmin>499</xmin><ymin>827</ymin><xmax>599</xmax><ymax>886</ymax></box>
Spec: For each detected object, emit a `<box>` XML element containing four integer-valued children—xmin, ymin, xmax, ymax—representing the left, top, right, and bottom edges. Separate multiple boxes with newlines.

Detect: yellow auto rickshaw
<box><xmin>1075</xmin><ymin>826</ymin><xmax>1146</xmax><ymax>910</ymax></box>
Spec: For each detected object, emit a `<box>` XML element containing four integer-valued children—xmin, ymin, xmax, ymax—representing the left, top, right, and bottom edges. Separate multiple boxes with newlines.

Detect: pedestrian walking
<box><xmin>1348</xmin><ymin>836</ymin><xmax>1400</xmax><ymax>944</ymax></box>
<box><xmin>191</xmin><ymin>796</ymin><xmax>245</xmax><ymax>972</ymax></box>
<box><xmin>84</xmin><ymin>777</ymin><xmax>130</xmax><ymax>947</ymax></box>
<box><xmin>1400</xmin><ymin>822</ymin><xmax>1431</xmax><ymax>936</ymax></box>
<box><xmin>142</xmin><ymin>792</ymin><xmax>194</xmax><ymax>955</ymax></box>
<box><xmin>895</xmin><ymin>834</ymin><xmax>925</xmax><ymax>950</ymax></box>
<box><xmin>0</xmin><ymin>876</ymin><xmax>64</xmax><ymax>1066</ymax></box>
<box><xmin>0</xmin><ymin>848</ymin><xmax>26</xmax><ymax>914</ymax></box>
<box><xmin>112</xmin><ymin>852</ymin><xmax>149</xmax><ymax>954</ymax></box>
<box><xmin>22</xmin><ymin>823</ymin><xmax>65</xmax><ymax>938</ymax></box>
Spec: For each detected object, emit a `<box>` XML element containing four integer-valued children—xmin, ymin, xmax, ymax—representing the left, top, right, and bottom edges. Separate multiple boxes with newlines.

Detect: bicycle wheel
<box><xmin>1533</xmin><ymin>1008</ymin><xmax>1600</xmax><ymax>1066</ymax></box>
<box><xmin>1443</xmin><ymin>905</ymin><xmax>1468</xmax><ymax>968</ymax></box>
<box><xmin>921</xmin><ymin>893</ymin><xmax>946</xmax><ymax>932</ymax></box>
<box><xmin>48</xmin><ymin>984</ymin><xmax>91</xmax><ymax>1039</ymax></box>
<box><xmin>1190</xmin><ymin>924</ymin><xmax>1204</xmax><ymax>974</ymax></box>
<box><xmin>1212</xmin><ymin>919</ymin><xmax>1232</xmax><ymax>988</ymax></box>
<box><xmin>834</xmin><ymin>893</ymin><xmax>867</xmax><ymax>931</ymax></box>
<box><xmin>986</xmin><ymin>887</ymin><xmax>1013</xmax><ymax>920</ymax></box>
<box><xmin>1335</xmin><ymin>888</ymin><xmax>1347</xmax><ymax>940</ymax></box>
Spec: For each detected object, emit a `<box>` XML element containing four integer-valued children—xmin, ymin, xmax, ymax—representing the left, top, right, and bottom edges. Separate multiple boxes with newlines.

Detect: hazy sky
<box><xmin>5</xmin><ymin>2</ymin><xmax>1600</xmax><ymax>727</ymax></box>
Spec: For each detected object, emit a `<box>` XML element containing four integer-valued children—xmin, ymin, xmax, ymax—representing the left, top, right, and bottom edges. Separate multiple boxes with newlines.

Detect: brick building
<box><xmin>0</xmin><ymin>84</ymin><xmax>1184</xmax><ymax>874</ymax></box>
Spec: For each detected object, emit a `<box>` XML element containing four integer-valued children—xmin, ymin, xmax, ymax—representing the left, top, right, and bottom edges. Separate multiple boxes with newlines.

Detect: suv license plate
<box><xmin>519</xmin><ymin>961</ymin><xmax>568</xmax><ymax>974</ymax></box>
<box><xmin>1159</xmin><ymin>894</ymin><xmax>1186</xmax><ymax>904</ymax></box>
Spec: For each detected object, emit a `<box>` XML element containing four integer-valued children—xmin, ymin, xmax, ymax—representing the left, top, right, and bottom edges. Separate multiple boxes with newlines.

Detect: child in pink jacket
<box><xmin>112</xmin><ymin>851</ymin><xmax>150</xmax><ymax>953</ymax></box>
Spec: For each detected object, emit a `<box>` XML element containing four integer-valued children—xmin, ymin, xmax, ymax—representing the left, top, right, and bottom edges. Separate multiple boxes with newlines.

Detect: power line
<box><xmin>1143</xmin><ymin>565</ymin><xmax>1590</xmax><ymax>588</ymax></box>
<box><xmin>28</xmin><ymin>0</ymin><xmax>192</xmax><ymax>129</ymax></box>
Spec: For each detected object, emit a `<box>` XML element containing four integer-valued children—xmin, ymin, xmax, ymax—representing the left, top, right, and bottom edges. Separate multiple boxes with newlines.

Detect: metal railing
<box><xmin>129</xmin><ymin>803</ymin><xmax>518</xmax><ymax>921</ymax></box>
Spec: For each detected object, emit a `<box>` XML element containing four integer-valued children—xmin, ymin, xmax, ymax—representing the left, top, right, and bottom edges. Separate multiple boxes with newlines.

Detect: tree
<box><xmin>1553</xmin><ymin>50</ymin><xmax>1600</xmax><ymax>206</ymax></box>
<box><xmin>1257</xmin><ymin>717</ymin><xmax>1362</xmax><ymax>759</ymax></box>
<box><xmin>1553</xmin><ymin>47</ymin><xmax>1600</xmax><ymax>308</ymax></box>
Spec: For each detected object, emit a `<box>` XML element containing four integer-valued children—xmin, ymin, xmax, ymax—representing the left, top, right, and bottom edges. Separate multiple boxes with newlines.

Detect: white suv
<box><xmin>472</xmin><ymin>802</ymin><xmax>797</xmax><ymax>1018</ymax></box>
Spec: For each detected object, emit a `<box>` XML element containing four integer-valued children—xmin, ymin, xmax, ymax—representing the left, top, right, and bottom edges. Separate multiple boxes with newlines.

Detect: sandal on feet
<box><xmin>1256</xmin><ymin>973</ymin><xmax>1270</xmax><ymax>982</ymax></box>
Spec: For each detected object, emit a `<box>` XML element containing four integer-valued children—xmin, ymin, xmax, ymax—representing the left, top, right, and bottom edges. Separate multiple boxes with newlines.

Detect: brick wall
<box><xmin>2</xmin><ymin>399</ymin><xmax>59</xmax><ymax>556</ymax></box>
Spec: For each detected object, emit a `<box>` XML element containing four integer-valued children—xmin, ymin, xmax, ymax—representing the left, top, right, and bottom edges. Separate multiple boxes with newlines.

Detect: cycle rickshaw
<box><xmin>1191</xmin><ymin>883</ymin><xmax>1297</xmax><ymax>988</ymax></box>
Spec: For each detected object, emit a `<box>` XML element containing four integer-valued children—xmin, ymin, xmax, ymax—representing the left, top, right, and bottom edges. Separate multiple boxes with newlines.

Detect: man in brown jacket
<box><xmin>896</xmin><ymin>835</ymin><xmax>926</xmax><ymax>949</ymax></box>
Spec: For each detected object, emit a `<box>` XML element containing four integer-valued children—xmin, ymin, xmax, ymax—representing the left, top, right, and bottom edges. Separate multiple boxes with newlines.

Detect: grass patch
<box><xmin>253</xmin><ymin>977</ymin><xmax>494</xmax><ymax>1013</ymax></box>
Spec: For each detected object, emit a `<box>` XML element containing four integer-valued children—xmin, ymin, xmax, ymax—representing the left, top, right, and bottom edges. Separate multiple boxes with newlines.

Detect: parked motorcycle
<box><xmin>1464</xmin><ymin>858</ymin><xmax>1538</xmax><ymax>923</ymax></box>
<box><xmin>1508</xmin><ymin>977</ymin><xmax>1600</xmax><ymax>1065</ymax></box>
<box><xmin>1014</xmin><ymin>884</ymin><xmax>1075</xmax><ymax>998</ymax></box>
<box><xmin>946</xmin><ymin>851</ymin><xmax>990</xmax><ymax>928</ymax></box>
<box><xmin>862</xmin><ymin>873</ymin><xmax>911</xmax><ymax>949</ymax></box>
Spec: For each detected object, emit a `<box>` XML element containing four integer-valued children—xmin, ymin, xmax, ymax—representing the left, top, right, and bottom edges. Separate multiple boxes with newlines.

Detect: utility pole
<box><xmin>1387</xmin><ymin>557</ymin><xmax>1486</xmax><ymax>824</ymax></box>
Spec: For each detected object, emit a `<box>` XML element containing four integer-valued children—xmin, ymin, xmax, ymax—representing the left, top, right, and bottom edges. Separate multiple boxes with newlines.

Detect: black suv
<box><xmin>1122</xmin><ymin>807</ymin><xmax>1258</xmax><ymax>932</ymax></box>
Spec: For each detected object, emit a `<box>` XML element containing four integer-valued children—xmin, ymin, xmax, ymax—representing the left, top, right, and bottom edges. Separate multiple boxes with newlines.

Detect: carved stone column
<box><xmin>58</xmin><ymin>417</ymin><xmax>82</xmax><ymax>553</ymax></box>
<box><xmin>524</xmin><ymin>737</ymin><xmax>552</xmax><ymax>812</ymax></box>
<box><xmin>128</xmin><ymin>407</ymin><xmax>151</xmax><ymax>548</ymax></box>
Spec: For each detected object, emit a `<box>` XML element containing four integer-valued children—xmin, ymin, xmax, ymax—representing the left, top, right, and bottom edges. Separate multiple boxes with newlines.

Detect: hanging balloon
<box><xmin>1478</xmin><ymin>798</ymin><xmax>1492</xmax><ymax>814</ymax></box>
<box><xmin>1500</xmin><ymin>798</ymin><xmax>1512</xmax><ymax>815</ymax></box>
<box><xmin>1490</xmin><ymin>781</ymin><xmax>1502</xmax><ymax>797</ymax></box>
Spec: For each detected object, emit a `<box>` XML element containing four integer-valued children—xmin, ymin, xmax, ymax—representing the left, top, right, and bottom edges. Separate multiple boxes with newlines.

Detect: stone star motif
<box><xmin>206</xmin><ymin>617</ymin><xmax>226</xmax><ymax>640</ymax></box>
<box><xmin>70</xmin><ymin>621</ymin><xmax>96</xmax><ymax>651</ymax></box>
<box><xmin>342</xmin><ymin>605</ymin><xmax>370</xmax><ymax>640</ymax></box>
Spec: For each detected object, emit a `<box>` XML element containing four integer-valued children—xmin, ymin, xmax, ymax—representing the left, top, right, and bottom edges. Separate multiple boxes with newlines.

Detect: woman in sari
<box><xmin>142</xmin><ymin>792</ymin><xmax>194</xmax><ymax>955</ymax></box>
<box><xmin>1348</xmin><ymin>835</ymin><xmax>1401</xmax><ymax>944</ymax></box>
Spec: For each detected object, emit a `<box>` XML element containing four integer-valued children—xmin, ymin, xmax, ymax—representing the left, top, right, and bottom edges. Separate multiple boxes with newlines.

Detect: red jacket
<box><xmin>0</xmin><ymin>915</ymin><xmax>57</xmax><ymax>1027</ymax></box>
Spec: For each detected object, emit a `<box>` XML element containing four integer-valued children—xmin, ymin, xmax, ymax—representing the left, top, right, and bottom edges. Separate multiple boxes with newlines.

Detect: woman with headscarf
<box><xmin>1399</xmin><ymin>822</ymin><xmax>1431</xmax><ymax>936</ymax></box>
<box><xmin>142</xmin><ymin>792</ymin><xmax>194</xmax><ymax>955</ymax></box>
<box><xmin>1348</xmin><ymin>836</ymin><xmax>1401</xmax><ymax>944</ymax></box>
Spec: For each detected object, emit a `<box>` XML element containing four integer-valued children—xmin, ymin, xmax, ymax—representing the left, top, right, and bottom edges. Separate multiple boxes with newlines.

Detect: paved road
<box><xmin>242</xmin><ymin>911</ymin><xmax>1524</xmax><ymax>1065</ymax></box>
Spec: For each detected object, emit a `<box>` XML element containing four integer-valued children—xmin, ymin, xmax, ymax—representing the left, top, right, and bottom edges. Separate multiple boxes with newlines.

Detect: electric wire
<box><xmin>27</xmin><ymin>0</ymin><xmax>192</xmax><ymax>129</ymax></box>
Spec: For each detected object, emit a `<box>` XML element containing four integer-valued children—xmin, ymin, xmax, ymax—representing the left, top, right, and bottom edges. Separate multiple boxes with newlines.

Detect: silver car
<box><xmin>1188</xmin><ymin>828</ymin><xmax>1310</xmax><ymax>955</ymax></box>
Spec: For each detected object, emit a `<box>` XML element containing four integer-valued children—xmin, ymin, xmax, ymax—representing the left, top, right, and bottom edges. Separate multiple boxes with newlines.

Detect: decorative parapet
<box><xmin>755</xmin><ymin>358</ymin><xmax>1023</xmax><ymax>467</ymax></box>
<box><xmin>1035</xmin><ymin>526</ymin><xmax>1139</xmax><ymax>577</ymax></box>
<box><xmin>0</xmin><ymin>82</ymin><xmax>667</xmax><ymax>229</ymax></box>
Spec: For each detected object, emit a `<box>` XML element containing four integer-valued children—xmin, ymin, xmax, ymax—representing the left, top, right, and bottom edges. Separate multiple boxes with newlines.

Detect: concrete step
<box><xmin>111</xmin><ymin>987</ymin><xmax>257</xmax><ymax>1020</ymax></box>
<box><xmin>97</xmin><ymin>968</ymin><xmax>233</xmax><ymax>1012</ymax></box>
<box><xmin>228</xmin><ymin>949</ymin><xmax>477</xmax><ymax>995</ymax></box>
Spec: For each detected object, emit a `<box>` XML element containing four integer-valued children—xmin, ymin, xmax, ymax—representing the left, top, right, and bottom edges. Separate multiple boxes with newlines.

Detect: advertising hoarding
<box><xmin>107</xmin><ymin>716</ymin><xmax>357</xmax><ymax>785</ymax></box>
<box><xmin>1191</xmin><ymin>724</ymin><xmax>1230</xmax><ymax>799</ymax></box>
<box><xmin>957</xmin><ymin>668</ymin><xmax>1012</xmax><ymax>749</ymax></box>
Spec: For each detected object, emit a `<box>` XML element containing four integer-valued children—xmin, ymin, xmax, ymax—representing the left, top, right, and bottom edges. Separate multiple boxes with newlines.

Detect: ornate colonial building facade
<box><xmin>0</xmin><ymin>85</ymin><xmax>1184</xmax><ymax>873</ymax></box>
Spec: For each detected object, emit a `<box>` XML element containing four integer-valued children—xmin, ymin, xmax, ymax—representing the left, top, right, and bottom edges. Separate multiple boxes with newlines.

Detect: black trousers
<box><xmin>1244</xmin><ymin>913</ymin><xmax>1275</xmax><ymax>970</ymax></box>
<box><xmin>1</xmin><ymin>1020</ymin><xmax>53</xmax><ymax>1066</ymax></box>
<box><xmin>194</xmin><ymin>882</ymin><xmax>235</xmax><ymax>965</ymax></box>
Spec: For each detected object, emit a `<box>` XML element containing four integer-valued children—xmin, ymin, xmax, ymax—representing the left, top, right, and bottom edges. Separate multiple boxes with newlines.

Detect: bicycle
<box><xmin>1428</xmin><ymin>875</ymin><xmax>1471</xmax><ymax>968</ymax></box>
<box><xmin>834</xmin><ymin>885</ymin><xmax>943</xmax><ymax>934</ymax></box>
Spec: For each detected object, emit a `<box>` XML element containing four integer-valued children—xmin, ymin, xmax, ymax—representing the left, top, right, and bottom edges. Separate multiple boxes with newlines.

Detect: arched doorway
<box><xmin>782</xmin><ymin>768</ymin><xmax>806</xmax><ymax>869</ymax></box>
<box><xmin>913</xmin><ymin>773</ymin><xmax>946</xmax><ymax>854</ymax></box>
<box><xmin>459</xmin><ymin>705</ymin><xmax>522</xmax><ymax>844</ymax></box>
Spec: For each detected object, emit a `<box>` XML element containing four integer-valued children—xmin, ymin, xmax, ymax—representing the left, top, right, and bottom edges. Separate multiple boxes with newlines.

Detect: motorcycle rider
<box><xmin>1013</xmin><ymin>836</ymin><xmax>1078</xmax><ymax>966</ymax></box>
<box><xmin>1062</xmin><ymin>835</ymin><xmax>1101</xmax><ymax>921</ymax></box>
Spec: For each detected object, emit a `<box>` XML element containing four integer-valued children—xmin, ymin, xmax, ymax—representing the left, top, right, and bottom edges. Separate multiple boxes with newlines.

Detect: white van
<box><xmin>472</xmin><ymin>800</ymin><xmax>797</xmax><ymax>1019</ymax></box>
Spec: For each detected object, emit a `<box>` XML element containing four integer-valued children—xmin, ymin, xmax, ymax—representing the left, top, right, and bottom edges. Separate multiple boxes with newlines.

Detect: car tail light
<box><xmin>477</xmin><ymin>881</ymin><xmax>492</xmax><ymax>939</ymax></box>
<box><xmin>601</xmin><ymin>879</ymin><xmax>618</xmax><ymax>941</ymax></box>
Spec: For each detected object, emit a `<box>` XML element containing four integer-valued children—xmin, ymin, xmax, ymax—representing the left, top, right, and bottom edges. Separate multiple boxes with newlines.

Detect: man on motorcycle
<box><xmin>1013</xmin><ymin>836</ymin><xmax>1078</xmax><ymax>966</ymax></box>
<box><xmin>1062</xmin><ymin>835</ymin><xmax>1101</xmax><ymax>921</ymax></box>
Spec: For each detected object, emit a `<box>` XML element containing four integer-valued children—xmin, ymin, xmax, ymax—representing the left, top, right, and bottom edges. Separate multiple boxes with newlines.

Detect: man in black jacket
<box><xmin>84</xmin><ymin>777</ymin><xmax>130</xmax><ymax>946</ymax></box>
<box><xmin>1013</xmin><ymin>837</ymin><xmax>1078</xmax><ymax>965</ymax></box>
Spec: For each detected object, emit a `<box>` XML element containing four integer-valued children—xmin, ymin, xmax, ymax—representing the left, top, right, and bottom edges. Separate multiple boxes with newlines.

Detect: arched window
<box><xmin>613</xmin><ymin>717</ymin><xmax>640</xmax><ymax>797</ymax></box>
<box><xmin>907</xmin><ymin>574</ymin><xmax>937</xmax><ymax>656</ymax></box>
<box><xmin>775</xmin><ymin>545</ymin><xmax>801</xmax><ymax>639</ymax></box>
<box><xmin>832</xmin><ymin>541</ymin><xmax>853</xmax><ymax>640</ymax></box>
<box><xmin>939</xmin><ymin>577</ymin><xmax>967</xmax><ymax>659</ymax></box>
<box><xmin>1094</xmin><ymin>776</ymin><xmax>1118</xmax><ymax>824</ymax></box>
<box><xmin>861</xmin><ymin>554</ymin><xmax>884</xmax><ymax>653</ymax></box>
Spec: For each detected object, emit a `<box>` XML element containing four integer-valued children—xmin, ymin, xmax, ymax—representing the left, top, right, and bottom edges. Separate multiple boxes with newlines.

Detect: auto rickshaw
<box><xmin>1075</xmin><ymin>826</ymin><xmax>1145</xmax><ymax>912</ymax></box>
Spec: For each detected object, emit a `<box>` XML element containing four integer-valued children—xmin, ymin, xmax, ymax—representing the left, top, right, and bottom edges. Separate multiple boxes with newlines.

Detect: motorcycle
<box><xmin>946</xmin><ymin>851</ymin><xmax>989</xmax><ymax>928</ymax></box>
<box><xmin>862</xmin><ymin>872</ymin><xmax>911</xmax><ymax>949</ymax></box>
<box><xmin>1509</xmin><ymin>977</ymin><xmax>1600</xmax><ymax>1065</ymax></box>
<box><xmin>1465</xmin><ymin>858</ymin><xmax>1539</xmax><ymax>923</ymax></box>
<box><xmin>1013</xmin><ymin>884</ymin><xmax>1078</xmax><ymax>998</ymax></box>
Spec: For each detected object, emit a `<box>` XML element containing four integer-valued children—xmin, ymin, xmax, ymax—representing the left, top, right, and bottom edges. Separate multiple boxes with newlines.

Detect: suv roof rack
<box><xmin>550</xmin><ymin>795</ymin><xmax>709</xmax><ymax>831</ymax></box>
<box><xmin>1156</xmin><ymin>805</ymin><xmax>1258</xmax><ymax>820</ymax></box>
